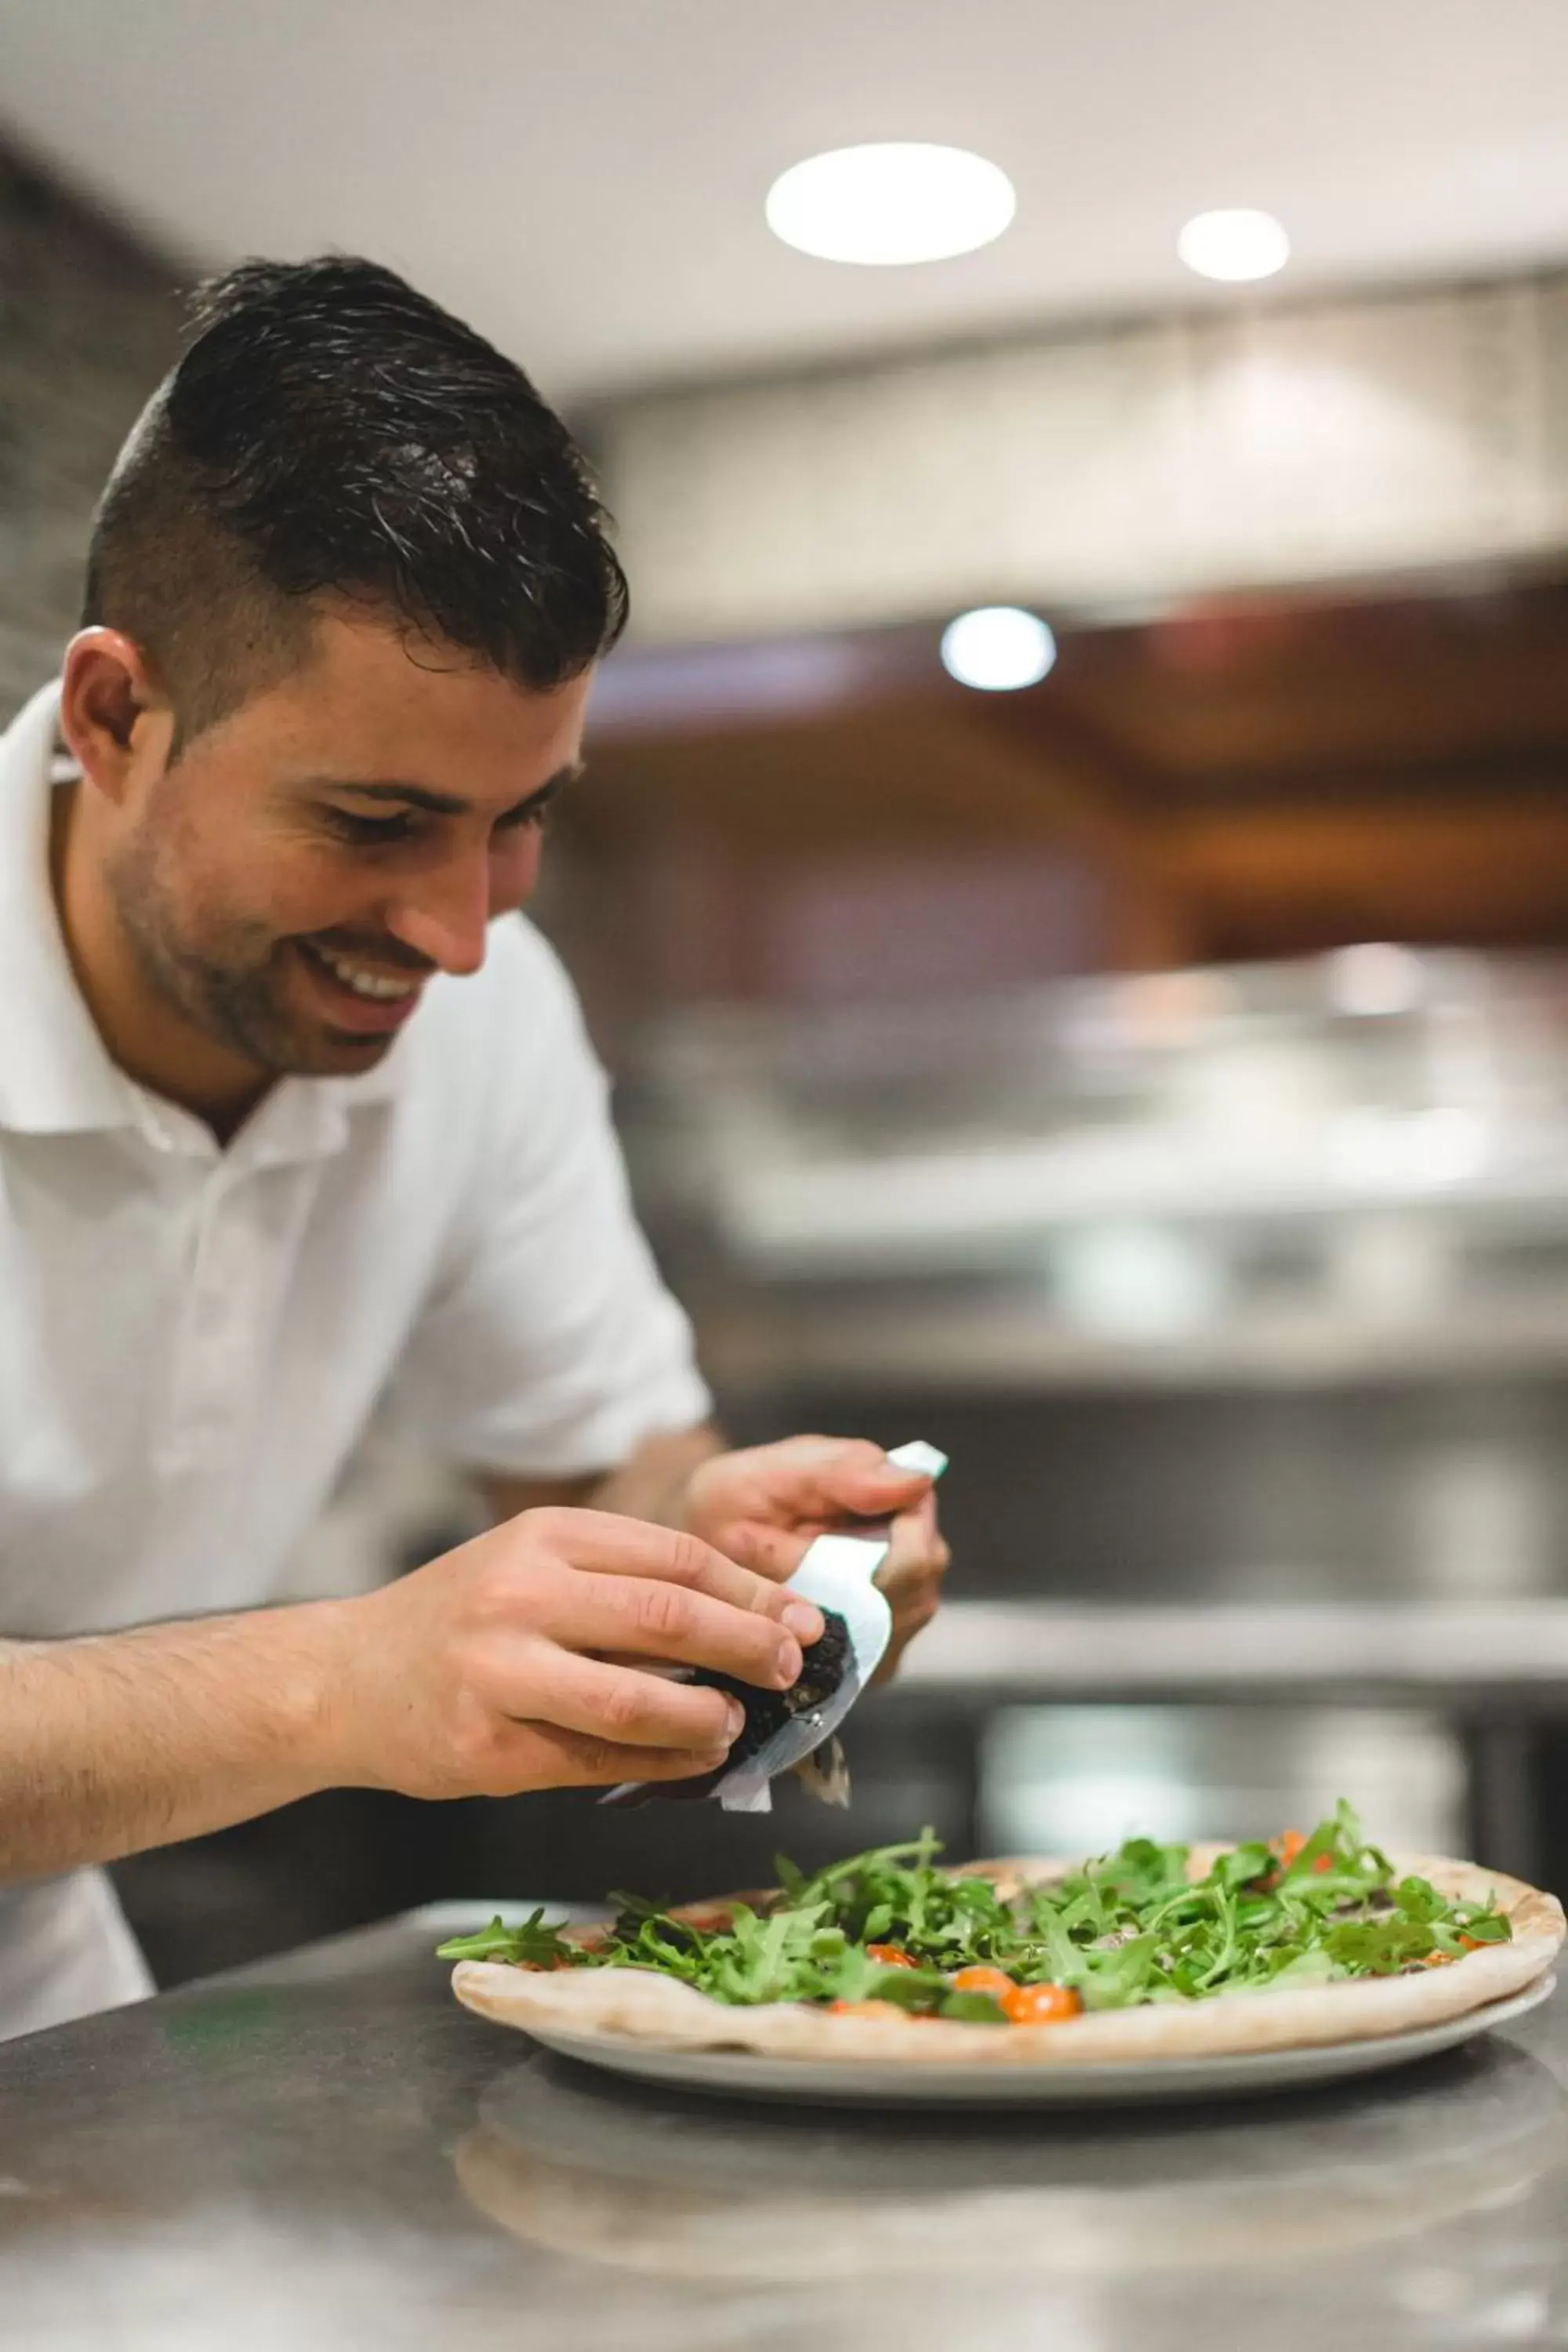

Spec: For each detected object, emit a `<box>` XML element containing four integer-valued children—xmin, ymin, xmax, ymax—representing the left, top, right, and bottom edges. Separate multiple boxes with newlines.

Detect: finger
<box><xmin>780</xmin><ymin>1430</ymin><xmax>940</xmax><ymax>1524</ymax></box>
<box><xmin>875</xmin><ymin>1497</ymin><xmax>951</xmax><ymax>1601</ymax></box>
<box><xmin>873</xmin><ymin>1550</ymin><xmax>945</xmax><ymax>1689</ymax></box>
<box><xmin>726</xmin><ymin>1498</ymin><xmax>948</xmax><ymax>1595</ymax></box>
<box><xmin>492</xmin><ymin>1720</ymin><xmax>735</xmax><ymax>1791</ymax></box>
<box><xmin>708</xmin><ymin>1436</ymin><xmax>931</xmax><ymax>1527</ymax></box>
<box><xmin>754</xmin><ymin>1436</ymin><xmax>936</xmax><ymax>1523</ymax></box>
<box><xmin>532</xmin><ymin>1568</ymin><xmax>809</xmax><ymax>1690</ymax></box>
<box><xmin>522</xmin><ymin>1508</ymin><xmax>822</xmax><ymax>1640</ymax></box>
<box><xmin>514</xmin><ymin>1644</ymin><xmax>752</xmax><ymax>1751</ymax></box>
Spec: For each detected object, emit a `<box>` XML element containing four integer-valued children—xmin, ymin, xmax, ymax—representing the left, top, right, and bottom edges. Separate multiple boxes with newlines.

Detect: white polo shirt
<box><xmin>0</xmin><ymin>681</ymin><xmax>710</xmax><ymax>2040</ymax></box>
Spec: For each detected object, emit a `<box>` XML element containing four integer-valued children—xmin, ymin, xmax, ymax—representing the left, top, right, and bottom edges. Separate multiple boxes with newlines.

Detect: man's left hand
<box><xmin>681</xmin><ymin>1435</ymin><xmax>949</xmax><ymax>1682</ymax></box>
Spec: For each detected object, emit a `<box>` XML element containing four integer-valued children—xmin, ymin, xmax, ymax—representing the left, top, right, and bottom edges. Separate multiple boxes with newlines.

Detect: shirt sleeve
<box><xmin>389</xmin><ymin>921</ymin><xmax>712</xmax><ymax>1479</ymax></box>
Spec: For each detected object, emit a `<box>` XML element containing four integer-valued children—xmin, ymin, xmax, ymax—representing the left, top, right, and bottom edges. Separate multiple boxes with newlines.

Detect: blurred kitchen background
<box><xmin>8</xmin><ymin>2</ymin><xmax>1568</xmax><ymax>1979</ymax></box>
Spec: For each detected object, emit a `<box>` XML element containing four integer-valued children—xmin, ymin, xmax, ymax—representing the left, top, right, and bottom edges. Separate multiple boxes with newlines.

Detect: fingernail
<box><xmin>775</xmin><ymin>1637</ymin><xmax>804</xmax><ymax>1687</ymax></box>
<box><xmin>783</xmin><ymin>1601</ymin><xmax>824</xmax><ymax>1642</ymax></box>
<box><xmin>723</xmin><ymin>1699</ymin><xmax>746</xmax><ymax>1740</ymax></box>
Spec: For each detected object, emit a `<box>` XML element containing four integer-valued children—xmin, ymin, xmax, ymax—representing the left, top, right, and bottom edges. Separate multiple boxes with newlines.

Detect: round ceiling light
<box><xmin>941</xmin><ymin>607</ymin><xmax>1057</xmax><ymax>691</ymax></box>
<box><xmin>765</xmin><ymin>143</ymin><xmax>1016</xmax><ymax>267</ymax></box>
<box><xmin>1177</xmin><ymin>208</ymin><xmax>1290</xmax><ymax>283</ymax></box>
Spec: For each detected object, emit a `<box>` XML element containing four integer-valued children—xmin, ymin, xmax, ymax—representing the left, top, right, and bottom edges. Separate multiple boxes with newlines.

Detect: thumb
<box><xmin>815</xmin><ymin>1452</ymin><xmax>935</xmax><ymax>1519</ymax></box>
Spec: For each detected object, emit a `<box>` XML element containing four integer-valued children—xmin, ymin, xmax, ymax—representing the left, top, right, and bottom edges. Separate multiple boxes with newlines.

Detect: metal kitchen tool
<box><xmin>604</xmin><ymin>1439</ymin><xmax>948</xmax><ymax>1814</ymax></box>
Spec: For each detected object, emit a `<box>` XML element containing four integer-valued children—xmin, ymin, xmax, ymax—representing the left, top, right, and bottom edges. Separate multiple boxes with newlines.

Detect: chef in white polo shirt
<box><xmin>0</xmin><ymin>256</ymin><xmax>949</xmax><ymax>2041</ymax></box>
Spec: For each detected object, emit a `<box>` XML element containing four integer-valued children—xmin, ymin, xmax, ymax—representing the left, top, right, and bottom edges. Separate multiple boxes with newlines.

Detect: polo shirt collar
<box><xmin>0</xmin><ymin>681</ymin><xmax>408</xmax><ymax>1151</ymax></box>
<box><xmin>0</xmin><ymin>683</ymin><xmax>139</xmax><ymax>1136</ymax></box>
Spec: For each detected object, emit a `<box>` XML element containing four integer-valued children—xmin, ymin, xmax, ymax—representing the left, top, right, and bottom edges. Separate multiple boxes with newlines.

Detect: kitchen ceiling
<box><xmin>1</xmin><ymin>2</ymin><xmax>1566</xmax><ymax>406</ymax></box>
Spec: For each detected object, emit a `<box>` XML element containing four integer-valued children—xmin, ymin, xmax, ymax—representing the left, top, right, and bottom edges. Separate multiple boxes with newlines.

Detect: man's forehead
<box><xmin>260</xmin><ymin>614</ymin><xmax>592</xmax><ymax>792</ymax></box>
<box><xmin>298</xmin><ymin>611</ymin><xmax>590</xmax><ymax>714</ymax></box>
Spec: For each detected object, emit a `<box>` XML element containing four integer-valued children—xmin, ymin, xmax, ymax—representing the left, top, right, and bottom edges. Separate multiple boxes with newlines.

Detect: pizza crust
<box><xmin>451</xmin><ymin>1848</ymin><xmax>1564</xmax><ymax>2067</ymax></box>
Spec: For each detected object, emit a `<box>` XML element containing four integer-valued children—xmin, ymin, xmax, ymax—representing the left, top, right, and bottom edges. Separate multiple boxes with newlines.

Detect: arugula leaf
<box><xmin>435</xmin><ymin>1908</ymin><xmax>578</xmax><ymax>1968</ymax></box>
<box><xmin>1454</xmin><ymin>1907</ymin><xmax>1511</xmax><ymax>1945</ymax></box>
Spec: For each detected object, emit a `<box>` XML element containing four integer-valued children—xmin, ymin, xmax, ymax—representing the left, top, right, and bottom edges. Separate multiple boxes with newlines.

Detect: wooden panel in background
<box><xmin>568</xmin><ymin>574</ymin><xmax>1568</xmax><ymax>987</ymax></box>
<box><xmin>1175</xmin><ymin>800</ymin><xmax>1568</xmax><ymax>956</ymax></box>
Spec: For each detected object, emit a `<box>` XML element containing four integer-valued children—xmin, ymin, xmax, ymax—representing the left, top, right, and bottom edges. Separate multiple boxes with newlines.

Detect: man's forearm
<box><xmin>0</xmin><ymin>1606</ymin><xmax>346</xmax><ymax>1883</ymax></box>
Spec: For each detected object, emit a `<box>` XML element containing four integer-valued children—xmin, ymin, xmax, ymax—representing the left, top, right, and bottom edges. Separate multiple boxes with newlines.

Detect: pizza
<box><xmin>445</xmin><ymin>1804</ymin><xmax>1563</xmax><ymax>2067</ymax></box>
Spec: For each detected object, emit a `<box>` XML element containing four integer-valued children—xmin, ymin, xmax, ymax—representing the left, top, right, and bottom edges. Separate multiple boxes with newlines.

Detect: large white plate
<box><xmin>519</xmin><ymin>1971</ymin><xmax>1556</xmax><ymax>2106</ymax></box>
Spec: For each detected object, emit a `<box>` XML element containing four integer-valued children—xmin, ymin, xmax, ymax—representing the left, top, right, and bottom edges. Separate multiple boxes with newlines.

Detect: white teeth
<box><xmin>314</xmin><ymin>948</ymin><xmax>419</xmax><ymax>1002</ymax></box>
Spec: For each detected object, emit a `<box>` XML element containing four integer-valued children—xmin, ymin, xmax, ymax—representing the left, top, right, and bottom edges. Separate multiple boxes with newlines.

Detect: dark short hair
<box><xmin>82</xmin><ymin>256</ymin><xmax>628</xmax><ymax>746</ymax></box>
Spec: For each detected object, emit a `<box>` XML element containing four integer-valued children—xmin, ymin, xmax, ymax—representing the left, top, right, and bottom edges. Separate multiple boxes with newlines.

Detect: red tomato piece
<box><xmin>1002</xmin><ymin>1981</ymin><xmax>1083</xmax><ymax>2026</ymax></box>
<box><xmin>866</xmin><ymin>1943</ymin><xmax>916</xmax><ymax>1969</ymax></box>
<box><xmin>949</xmin><ymin>1965</ymin><xmax>1015</xmax><ymax>1999</ymax></box>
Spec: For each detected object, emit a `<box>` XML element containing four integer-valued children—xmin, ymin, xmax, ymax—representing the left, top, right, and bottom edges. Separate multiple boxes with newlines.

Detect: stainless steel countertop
<box><xmin>2</xmin><ymin>1909</ymin><xmax>1567</xmax><ymax>2350</ymax></box>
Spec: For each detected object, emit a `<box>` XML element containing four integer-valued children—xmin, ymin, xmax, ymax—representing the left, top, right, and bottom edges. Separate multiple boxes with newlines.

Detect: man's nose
<box><xmin>387</xmin><ymin>853</ymin><xmax>492</xmax><ymax>976</ymax></box>
<box><xmin>386</xmin><ymin>835</ymin><xmax>543</xmax><ymax>975</ymax></box>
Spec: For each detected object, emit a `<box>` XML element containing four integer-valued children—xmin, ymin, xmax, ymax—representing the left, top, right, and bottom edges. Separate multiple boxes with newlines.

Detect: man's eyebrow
<box><xmin>309</xmin><ymin>763</ymin><xmax>583</xmax><ymax>821</ymax></box>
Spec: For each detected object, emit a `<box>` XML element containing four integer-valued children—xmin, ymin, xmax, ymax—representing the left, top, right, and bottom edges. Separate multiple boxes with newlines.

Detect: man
<box><xmin>0</xmin><ymin>258</ymin><xmax>948</xmax><ymax>2040</ymax></box>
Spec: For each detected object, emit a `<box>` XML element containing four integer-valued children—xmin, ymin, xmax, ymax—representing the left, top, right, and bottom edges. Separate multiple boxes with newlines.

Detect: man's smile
<box><xmin>296</xmin><ymin>938</ymin><xmax>430</xmax><ymax>1033</ymax></box>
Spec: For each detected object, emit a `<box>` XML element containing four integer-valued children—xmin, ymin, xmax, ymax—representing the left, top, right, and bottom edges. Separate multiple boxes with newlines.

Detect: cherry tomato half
<box><xmin>1002</xmin><ymin>1981</ymin><xmax>1083</xmax><ymax>2025</ymax></box>
<box><xmin>866</xmin><ymin>1944</ymin><xmax>916</xmax><ymax>1969</ymax></box>
<box><xmin>949</xmin><ymin>1965</ymin><xmax>1015</xmax><ymax>1999</ymax></box>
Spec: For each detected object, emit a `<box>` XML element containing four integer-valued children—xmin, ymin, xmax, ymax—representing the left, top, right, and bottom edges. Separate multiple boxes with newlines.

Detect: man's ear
<box><xmin>58</xmin><ymin>630</ymin><xmax>173</xmax><ymax>807</ymax></box>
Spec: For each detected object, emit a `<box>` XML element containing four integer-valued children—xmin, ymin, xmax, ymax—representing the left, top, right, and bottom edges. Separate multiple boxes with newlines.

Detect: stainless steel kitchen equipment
<box><xmin>613</xmin><ymin>949</ymin><xmax>1568</xmax><ymax>1891</ymax></box>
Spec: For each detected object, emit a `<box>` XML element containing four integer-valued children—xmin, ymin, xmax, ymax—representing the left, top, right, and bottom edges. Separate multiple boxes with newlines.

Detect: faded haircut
<box><xmin>82</xmin><ymin>256</ymin><xmax>628</xmax><ymax>750</ymax></box>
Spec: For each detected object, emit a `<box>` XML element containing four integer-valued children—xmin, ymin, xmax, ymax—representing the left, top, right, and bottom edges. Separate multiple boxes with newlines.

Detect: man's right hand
<box><xmin>321</xmin><ymin>1507</ymin><xmax>826</xmax><ymax>1798</ymax></box>
<box><xmin>0</xmin><ymin>1505</ymin><xmax>825</xmax><ymax>1886</ymax></box>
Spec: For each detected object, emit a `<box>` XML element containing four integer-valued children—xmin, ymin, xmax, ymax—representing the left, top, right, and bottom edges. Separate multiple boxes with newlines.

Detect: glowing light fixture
<box><xmin>941</xmin><ymin>606</ymin><xmax>1057</xmax><ymax>691</ymax></box>
<box><xmin>1178</xmin><ymin>208</ymin><xmax>1290</xmax><ymax>283</ymax></box>
<box><xmin>765</xmin><ymin>143</ymin><xmax>1016</xmax><ymax>267</ymax></box>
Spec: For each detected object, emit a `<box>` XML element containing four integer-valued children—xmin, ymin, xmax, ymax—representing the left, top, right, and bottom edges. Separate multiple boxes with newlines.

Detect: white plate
<box><xmin>519</xmin><ymin>1971</ymin><xmax>1556</xmax><ymax>2107</ymax></box>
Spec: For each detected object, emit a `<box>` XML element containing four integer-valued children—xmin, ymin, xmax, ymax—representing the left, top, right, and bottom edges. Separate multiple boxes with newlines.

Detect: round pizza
<box><xmin>445</xmin><ymin>1805</ymin><xmax>1563</xmax><ymax>2067</ymax></box>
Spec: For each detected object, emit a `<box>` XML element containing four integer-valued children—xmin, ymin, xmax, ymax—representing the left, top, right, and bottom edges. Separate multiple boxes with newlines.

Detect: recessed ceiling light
<box><xmin>1178</xmin><ymin>208</ymin><xmax>1290</xmax><ymax>283</ymax></box>
<box><xmin>765</xmin><ymin>143</ymin><xmax>1016</xmax><ymax>267</ymax></box>
<box><xmin>941</xmin><ymin>607</ymin><xmax>1057</xmax><ymax>691</ymax></box>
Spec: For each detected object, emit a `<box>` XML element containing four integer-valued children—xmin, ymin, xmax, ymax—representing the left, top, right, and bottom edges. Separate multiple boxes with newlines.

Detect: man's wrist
<box><xmin>593</xmin><ymin>1424</ymin><xmax>725</xmax><ymax>1533</ymax></box>
<box><xmin>279</xmin><ymin>1596</ymin><xmax>371</xmax><ymax>1793</ymax></box>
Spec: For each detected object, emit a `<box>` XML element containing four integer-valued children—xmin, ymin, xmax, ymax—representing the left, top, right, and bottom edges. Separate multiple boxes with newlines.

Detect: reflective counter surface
<box><xmin>3</xmin><ymin>1909</ymin><xmax>1566</xmax><ymax>2350</ymax></box>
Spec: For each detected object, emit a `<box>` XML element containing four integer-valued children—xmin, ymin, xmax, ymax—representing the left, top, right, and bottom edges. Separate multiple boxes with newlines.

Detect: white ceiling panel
<box><xmin>2</xmin><ymin>0</ymin><xmax>1566</xmax><ymax>402</ymax></box>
